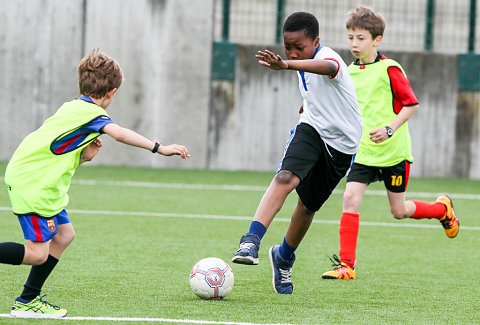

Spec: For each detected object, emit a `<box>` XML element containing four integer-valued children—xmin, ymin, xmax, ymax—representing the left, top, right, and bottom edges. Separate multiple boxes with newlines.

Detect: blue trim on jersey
<box><xmin>78</xmin><ymin>95</ymin><xmax>95</xmax><ymax>103</ymax></box>
<box><xmin>276</xmin><ymin>126</ymin><xmax>298</xmax><ymax>173</ymax></box>
<box><xmin>299</xmin><ymin>71</ymin><xmax>307</xmax><ymax>91</ymax></box>
<box><xmin>50</xmin><ymin>116</ymin><xmax>113</xmax><ymax>154</ymax></box>
<box><xmin>298</xmin><ymin>43</ymin><xmax>322</xmax><ymax>92</ymax></box>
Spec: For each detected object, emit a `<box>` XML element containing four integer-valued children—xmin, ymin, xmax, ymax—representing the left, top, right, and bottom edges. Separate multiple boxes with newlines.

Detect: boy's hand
<box><xmin>256</xmin><ymin>50</ymin><xmax>288</xmax><ymax>70</ymax></box>
<box><xmin>369</xmin><ymin>128</ymin><xmax>389</xmax><ymax>143</ymax></box>
<box><xmin>80</xmin><ymin>138</ymin><xmax>102</xmax><ymax>163</ymax></box>
<box><xmin>158</xmin><ymin>144</ymin><xmax>190</xmax><ymax>159</ymax></box>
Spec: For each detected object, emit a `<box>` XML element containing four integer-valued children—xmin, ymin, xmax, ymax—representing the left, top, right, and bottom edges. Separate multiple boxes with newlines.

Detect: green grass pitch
<box><xmin>0</xmin><ymin>162</ymin><xmax>479</xmax><ymax>324</ymax></box>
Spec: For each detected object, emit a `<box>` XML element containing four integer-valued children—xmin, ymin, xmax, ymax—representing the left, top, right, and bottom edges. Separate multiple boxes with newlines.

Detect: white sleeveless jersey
<box><xmin>297</xmin><ymin>46</ymin><xmax>362</xmax><ymax>154</ymax></box>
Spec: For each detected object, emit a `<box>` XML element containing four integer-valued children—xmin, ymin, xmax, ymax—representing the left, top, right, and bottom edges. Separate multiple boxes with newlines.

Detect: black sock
<box><xmin>0</xmin><ymin>242</ymin><xmax>25</xmax><ymax>265</ymax></box>
<box><xmin>21</xmin><ymin>255</ymin><xmax>59</xmax><ymax>301</ymax></box>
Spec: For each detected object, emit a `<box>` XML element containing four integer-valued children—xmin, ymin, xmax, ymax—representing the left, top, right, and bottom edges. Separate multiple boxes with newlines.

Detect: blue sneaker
<box><xmin>232</xmin><ymin>234</ymin><xmax>260</xmax><ymax>265</ymax></box>
<box><xmin>269</xmin><ymin>245</ymin><xmax>295</xmax><ymax>294</ymax></box>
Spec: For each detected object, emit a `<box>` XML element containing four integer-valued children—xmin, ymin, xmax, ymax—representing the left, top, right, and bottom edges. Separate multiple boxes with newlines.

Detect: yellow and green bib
<box><xmin>5</xmin><ymin>99</ymin><xmax>108</xmax><ymax>217</ymax></box>
<box><xmin>349</xmin><ymin>58</ymin><xmax>413</xmax><ymax>167</ymax></box>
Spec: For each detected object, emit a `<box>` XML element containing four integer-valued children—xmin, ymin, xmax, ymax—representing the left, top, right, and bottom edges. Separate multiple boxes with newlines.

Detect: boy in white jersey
<box><xmin>321</xmin><ymin>6</ymin><xmax>459</xmax><ymax>280</ymax></box>
<box><xmin>1</xmin><ymin>49</ymin><xmax>189</xmax><ymax>318</ymax></box>
<box><xmin>231</xmin><ymin>12</ymin><xmax>362</xmax><ymax>294</ymax></box>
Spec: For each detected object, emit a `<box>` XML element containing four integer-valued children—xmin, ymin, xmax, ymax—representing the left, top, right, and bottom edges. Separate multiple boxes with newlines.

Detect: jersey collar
<box><xmin>353</xmin><ymin>52</ymin><xmax>383</xmax><ymax>65</ymax></box>
<box><xmin>78</xmin><ymin>95</ymin><xmax>95</xmax><ymax>103</ymax></box>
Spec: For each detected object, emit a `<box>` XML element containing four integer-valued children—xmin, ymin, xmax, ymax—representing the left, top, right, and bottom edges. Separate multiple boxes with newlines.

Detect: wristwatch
<box><xmin>385</xmin><ymin>126</ymin><xmax>394</xmax><ymax>138</ymax></box>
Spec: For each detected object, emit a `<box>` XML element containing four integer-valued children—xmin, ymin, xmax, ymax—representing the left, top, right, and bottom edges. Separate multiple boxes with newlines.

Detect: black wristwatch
<box><xmin>151</xmin><ymin>140</ymin><xmax>161</xmax><ymax>153</ymax></box>
<box><xmin>385</xmin><ymin>126</ymin><xmax>394</xmax><ymax>138</ymax></box>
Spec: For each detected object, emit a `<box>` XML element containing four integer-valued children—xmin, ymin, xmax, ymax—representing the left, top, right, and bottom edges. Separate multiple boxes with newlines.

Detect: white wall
<box><xmin>1</xmin><ymin>0</ymin><xmax>479</xmax><ymax>178</ymax></box>
<box><xmin>0</xmin><ymin>0</ymin><xmax>214</xmax><ymax>169</ymax></box>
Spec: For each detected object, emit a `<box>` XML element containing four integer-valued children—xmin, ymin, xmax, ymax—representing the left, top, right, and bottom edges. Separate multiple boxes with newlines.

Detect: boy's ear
<box><xmin>107</xmin><ymin>88</ymin><xmax>117</xmax><ymax>98</ymax></box>
<box><xmin>314</xmin><ymin>36</ymin><xmax>320</xmax><ymax>48</ymax></box>
<box><xmin>373</xmin><ymin>35</ymin><xmax>383</xmax><ymax>47</ymax></box>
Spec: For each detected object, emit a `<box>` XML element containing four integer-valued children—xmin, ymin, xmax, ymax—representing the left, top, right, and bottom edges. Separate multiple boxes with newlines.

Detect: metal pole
<box><xmin>425</xmin><ymin>0</ymin><xmax>435</xmax><ymax>51</ymax></box>
<box><xmin>275</xmin><ymin>0</ymin><xmax>285</xmax><ymax>44</ymax></box>
<box><xmin>222</xmin><ymin>0</ymin><xmax>231</xmax><ymax>41</ymax></box>
<box><xmin>468</xmin><ymin>0</ymin><xmax>477</xmax><ymax>52</ymax></box>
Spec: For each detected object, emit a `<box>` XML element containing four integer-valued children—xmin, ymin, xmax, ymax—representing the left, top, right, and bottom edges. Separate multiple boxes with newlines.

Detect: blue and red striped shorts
<box><xmin>17</xmin><ymin>209</ymin><xmax>71</xmax><ymax>242</ymax></box>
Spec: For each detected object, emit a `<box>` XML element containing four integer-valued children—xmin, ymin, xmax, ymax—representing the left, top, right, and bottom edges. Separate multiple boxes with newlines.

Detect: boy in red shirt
<box><xmin>322</xmin><ymin>6</ymin><xmax>459</xmax><ymax>280</ymax></box>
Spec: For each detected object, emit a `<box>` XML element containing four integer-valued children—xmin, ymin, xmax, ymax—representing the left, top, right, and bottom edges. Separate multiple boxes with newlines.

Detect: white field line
<box><xmin>0</xmin><ymin>207</ymin><xmax>479</xmax><ymax>231</ymax></box>
<box><xmin>0</xmin><ymin>176</ymin><xmax>479</xmax><ymax>200</ymax></box>
<box><xmin>69</xmin><ymin>179</ymin><xmax>480</xmax><ymax>200</ymax></box>
<box><xmin>0</xmin><ymin>314</ymin><xmax>291</xmax><ymax>324</ymax></box>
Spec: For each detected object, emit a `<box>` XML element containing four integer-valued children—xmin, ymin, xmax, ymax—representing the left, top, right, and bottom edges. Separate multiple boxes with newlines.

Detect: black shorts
<box><xmin>279</xmin><ymin>123</ymin><xmax>354</xmax><ymax>212</ymax></box>
<box><xmin>346</xmin><ymin>161</ymin><xmax>411</xmax><ymax>192</ymax></box>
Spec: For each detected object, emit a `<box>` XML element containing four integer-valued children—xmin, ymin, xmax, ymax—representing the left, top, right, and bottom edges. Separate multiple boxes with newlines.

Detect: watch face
<box><xmin>386</xmin><ymin>127</ymin><xmax>393</xmax><ymax>136</ymax></box>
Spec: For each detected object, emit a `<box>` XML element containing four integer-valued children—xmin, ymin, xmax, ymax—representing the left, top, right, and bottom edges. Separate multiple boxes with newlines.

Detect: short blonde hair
<box><xmin>78</xmin><ymin>48</ymin><xmax>123</xmax><ymax>98</ymax></box>
<box><xmin>346</xmin><ymin>6</ymin><xmax>386</xmax><ymax>39</ymax></box>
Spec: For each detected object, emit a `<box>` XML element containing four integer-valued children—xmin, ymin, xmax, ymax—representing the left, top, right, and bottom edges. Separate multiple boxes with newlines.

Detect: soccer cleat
<box><xmin>269</xmin><ymin>245</ymin><xmax>295</xmax><ymax>294</ymax></box>
<box><xmin>232</xmin><ymin>234</ymin><xmax>260</xmax><ymax>265</ymax></box>
<box><xmin>436</xmin><ymin>195</ymin><xmax>459</xmax><ymax>238</ymax></box>
<box><xmin>322</xmin><ymin>255</ymin><xmax>356</xmax><ymax>279</ymax></box>
<box><xmin>10</xmin><ymin>294</ymin><xmax>67</xmax><ymax>318</ymax></box>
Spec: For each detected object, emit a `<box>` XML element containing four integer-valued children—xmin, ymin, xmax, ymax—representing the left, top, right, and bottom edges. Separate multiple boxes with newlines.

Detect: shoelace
<box><xmin>279</xmin><ymin>267</ymin><xmax>292</xmax><ymax>284</ymax></box>
<box><xmin>328</xmin><ymin>254</ymin><xmax>349</xmax><ymax>270</ymax></box>
<box><xmin>440</xmin><ymin>217</ymin><xmax>453</xmax><ymax>228</ymax></box>
<box><xmin>37</xmin><ymin>294</ymin><xmax>61</xmax><ymax>311</ymax></box>
<box><xmin>239</xmin><ymin>242</ymin><xmax>256</xmax><ymax>250</ymax></box>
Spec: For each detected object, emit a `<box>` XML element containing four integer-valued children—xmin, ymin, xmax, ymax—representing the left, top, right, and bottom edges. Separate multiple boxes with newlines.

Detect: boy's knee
<box><xmin>343</xmin><ymin>191</ymin><xmax>361</xmax><ymax>209</ymax></box>
<box><xmin>391</xmin><ymin>209</ymin><xmax>407</xmax><ymax>220</ymax></box>
<box><xmin>55</xmin><ymin>226</ymin><xmax>75</xmax><ymax>246</ymax></box>
<box><xmin>64</xmin><ymin>230</ymin><xmax>75</xmax><ymax>245</ymax></box>
<box><xmin>61</xmin><ymin>229</ymin><xmax>75</xmax><ymax>245</ymax></box>
<box><xmin>274</xmin><ymin>170</ymin><xmax>297</xmax><ymax>186</ymax></box>
<box><xmin>26</xmin><ymin>250</ymin><xmax>49</xmax><ymax>265</ymax></box>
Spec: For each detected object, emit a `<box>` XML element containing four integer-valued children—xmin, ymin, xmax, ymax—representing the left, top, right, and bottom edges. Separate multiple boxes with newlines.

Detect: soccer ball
<box><xmin>189</xmin><ymin>257</ymin><xmax>234</xmax><ymax>300</ymax></box>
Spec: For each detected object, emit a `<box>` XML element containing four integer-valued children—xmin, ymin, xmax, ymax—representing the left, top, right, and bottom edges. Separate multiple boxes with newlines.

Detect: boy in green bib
<box><xmin>322</xmin><ymin>6</ymin><xmax>459</xmax><ymax>280</ymax></box>
<box><xmin>1</xmin><ymin>49</ymin><xmax>189</xmax><ymax>318</ymax></box>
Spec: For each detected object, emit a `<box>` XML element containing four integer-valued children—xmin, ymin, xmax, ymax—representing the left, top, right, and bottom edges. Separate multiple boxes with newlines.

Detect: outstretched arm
<box><xmin>102</xmin><ymin>123</ymin><xmax>189</xmax><ymax>158</ymax></box>
<box><xmin>256</xmin><ymin>50</ymin><xmax>337</xmax><ymax>76</ymax></box>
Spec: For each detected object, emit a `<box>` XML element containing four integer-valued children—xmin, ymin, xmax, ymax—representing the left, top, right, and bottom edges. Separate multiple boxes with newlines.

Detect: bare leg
<box><xmin>22</xmin><ymin>241</ymin><xmax>50</xmax><ymax>266</ymax></box>
<box><xmin>253</xmin><ymin>170</ymin><xmax>300</xmax><ymax>228</ymax></box>
<box><xmin>49</xmin><ymin>223</ymin><xmax>75</xmax><ymax>259</ymax></box>
<box><xmin>284</xmin><ymin>197</ymin><xmax>315</xmax><ymax>247</ymax></box>
<box><xmin>343</xmin><ymin>182</ymin><xmax>368</xmax><ymax>213</ymax></box>
<box><xmin>387</xmin><ymin>191</ymin><xmax>416</xmax><ymax>219</ymax></box>
<box><xmin>20</xmin><ymin>223</ymin><xmax>75</xmax><ymax>301</ymax></box>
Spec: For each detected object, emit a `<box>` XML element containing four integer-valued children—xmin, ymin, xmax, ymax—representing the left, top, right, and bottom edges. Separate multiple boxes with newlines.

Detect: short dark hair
<box><xmin>283</xmin><ymin>12</ymin><xmax>319</xmax><ymax>40</ymax></box>
<box><xmin>346</xmin><ymin>6</ymin><xmax>385</xmax><ymax>39</ymax></box>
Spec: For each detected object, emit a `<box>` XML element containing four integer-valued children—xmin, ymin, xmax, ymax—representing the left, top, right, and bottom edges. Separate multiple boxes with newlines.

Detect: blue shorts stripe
<box><xmin>17</xmin><ymin>209</ymin><xmax>70</xmax><ymax>242</ymax></box>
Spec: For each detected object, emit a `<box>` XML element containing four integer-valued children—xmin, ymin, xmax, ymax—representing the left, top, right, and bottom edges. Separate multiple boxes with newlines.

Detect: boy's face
<box><xmin>283</xmin><ymin>30</ymin><xmax>319</xmax><ymax>60</ymax></box>
<box><xmin>347</xmin><ymin>28</ymin><xmax>382</xmax><ymax>62</ymax></box>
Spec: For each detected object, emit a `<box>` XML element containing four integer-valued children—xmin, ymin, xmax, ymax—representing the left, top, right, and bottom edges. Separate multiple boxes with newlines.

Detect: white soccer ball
<box><xmin>189</xmin><ymin>257</ymin><xmax>234</xmax><ymax>300</ymax></box>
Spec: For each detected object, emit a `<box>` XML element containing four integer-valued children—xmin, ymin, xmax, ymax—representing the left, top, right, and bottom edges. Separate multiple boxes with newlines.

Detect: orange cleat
<box><xmin>436</xmin><ymin>195</ymin><xmax>459</xmax><ymax>238</ymax></box>
<box><xmin>322</xmin><ymin>255</ymin><xmax>356</xmax><ymax>279</ymax></box>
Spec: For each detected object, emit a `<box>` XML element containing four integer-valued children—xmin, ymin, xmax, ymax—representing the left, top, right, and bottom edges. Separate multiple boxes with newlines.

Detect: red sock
<box><xmin>339</xmin><ymin>212</ymin><xmax>359</xmax><ymax>267</ymax></box>
<box><xmin>410</xmin><ymin>200</ymin><xmax>446</xmax><ymax>219</ymax></box>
